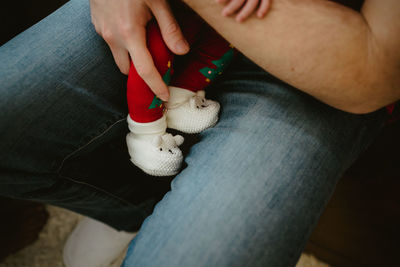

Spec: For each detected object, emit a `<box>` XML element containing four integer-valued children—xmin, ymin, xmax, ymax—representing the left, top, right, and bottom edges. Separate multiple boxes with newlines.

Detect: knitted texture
<box><xmin>126</xmin><ymin>115</ymin><xmax>184</xmax><ymax>176</ymax></box>
<box><xmin>166</xmin><ymin>88</ymin><xmax>220</xmax><ymax>134</ymax></box>
<box><xmin>126</xmin><ymin>17</ymin><xmax>233</xmax><ymax>123</ymax></box>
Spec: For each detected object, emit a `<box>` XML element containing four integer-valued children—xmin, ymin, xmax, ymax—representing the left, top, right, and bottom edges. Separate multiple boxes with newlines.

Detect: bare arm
<box><xmin>182</xmin><ymin>0</ymin><xmax>400</xmax><ymax>113</ymax></box>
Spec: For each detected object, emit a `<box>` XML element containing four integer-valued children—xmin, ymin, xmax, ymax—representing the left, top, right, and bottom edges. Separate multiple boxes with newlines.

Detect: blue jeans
<box><xmin>0</xmin><ymin>0</ymin><xmax>387</xmax><ymax>266</ymax></box>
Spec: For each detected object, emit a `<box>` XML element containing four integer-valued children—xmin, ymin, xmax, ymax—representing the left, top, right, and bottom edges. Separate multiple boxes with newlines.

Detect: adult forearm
<box><xmin>182</xmin><ymin>0</ymin><xmax>397</xmax><ymax>113</ymax></box>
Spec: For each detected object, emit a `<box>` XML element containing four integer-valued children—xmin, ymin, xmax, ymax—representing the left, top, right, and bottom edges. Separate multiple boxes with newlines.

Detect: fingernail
<box><xmin>176</xmin><ymin>40</ymin><xmax>189</xmax><ymax>54</ymax></box>
<box><xmin>159</xmin><ymin>93</ymin><xmax>169</xmax><ymax>101</ymax></box>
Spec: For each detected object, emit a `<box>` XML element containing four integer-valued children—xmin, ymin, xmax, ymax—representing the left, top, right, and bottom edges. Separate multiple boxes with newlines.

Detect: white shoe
<box><xmin>63</xmin><ymin>217</ymin><xmax>135</xmax><ymax>267</ymax></box>
<box><xmin>126</xmin><ymin>115</ymin><xmax>184</xmax><ymax>176</ymax></box>
<box><xmin>166</xmin><ymin>86</ymin><xmax>220</xmax><ymax>134</ymax></box>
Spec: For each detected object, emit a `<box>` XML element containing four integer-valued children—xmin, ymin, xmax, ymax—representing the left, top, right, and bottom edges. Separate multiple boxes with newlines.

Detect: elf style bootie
<box><xmin>126</xmin><ymin>115</ymin><xmax>184</xmax><ymax>176</ymax></box>
<box><xmin>166</xmin><ymin>86</ymin><xmax>220</xmax><ymax>134</ymax></box>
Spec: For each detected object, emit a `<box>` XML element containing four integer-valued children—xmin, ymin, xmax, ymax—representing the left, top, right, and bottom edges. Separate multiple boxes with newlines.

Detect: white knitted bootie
<box><xmin>165</xmin><ymin>86</ymin><xmax>220</xmax><ymax>134</ymax></box>
<box><xmin>126</xmin><ymin>115</ymin><xmax>184</xmax><ymax>176</ymax></box>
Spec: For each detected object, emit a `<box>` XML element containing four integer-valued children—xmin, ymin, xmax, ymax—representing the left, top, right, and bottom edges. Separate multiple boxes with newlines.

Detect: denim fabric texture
<box><xmin>0</xmin><ymin>0</ymin><xmax>172</xmax><ymax>232</ymax></box>
<box><xmin>0</xmin><ymin>0</ymin><xmax>387</xmax><ymax>266</ymax></box>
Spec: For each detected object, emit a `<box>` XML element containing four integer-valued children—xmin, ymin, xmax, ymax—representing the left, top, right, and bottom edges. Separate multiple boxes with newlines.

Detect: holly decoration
<box><xmin>148</xmin><ymin>96</ymin><xmax>163</xmax><ymax>109</ymax></box>
<box><xmin>148</xmin><ymin>61</ymin><xmax>172</xmax><ymax>109</ymax></box>
<box><xmin>162</xmin><ymin>61</ymin><xmax>172</xmax><ymax>84</ymax></box>
<box><xmin>199</xmin><ymin>47</ymin><xmax>234</xmax><ymax>83</ymax></box>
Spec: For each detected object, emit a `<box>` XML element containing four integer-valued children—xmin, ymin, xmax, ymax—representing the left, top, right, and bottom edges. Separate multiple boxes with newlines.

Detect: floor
<box><xmin>0</xmin><ymin>206</ymin><xmax>329</xmax><ymax>267</ymax></box>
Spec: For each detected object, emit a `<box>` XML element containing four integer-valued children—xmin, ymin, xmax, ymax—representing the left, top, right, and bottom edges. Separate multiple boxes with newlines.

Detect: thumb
<box><xmin>150</xmin><ymin>0</ymin><xmax>189</xmax><ymax>55</ymax></box>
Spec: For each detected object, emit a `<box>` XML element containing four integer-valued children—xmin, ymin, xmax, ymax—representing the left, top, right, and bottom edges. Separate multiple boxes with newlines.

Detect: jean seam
<box><xmin>54</xmin><ymin>117</ymin><xmax>134</xmax><ymax>207</ymax></box>
<box><xmin>56</xmin><ymin>117</ymin><xmax>126</xmax><ymax>173</ymax></box>
<box><xmin>59</xmin><ymin>174</ymin><xmax>135</xmax><ymax>207</ymax></box>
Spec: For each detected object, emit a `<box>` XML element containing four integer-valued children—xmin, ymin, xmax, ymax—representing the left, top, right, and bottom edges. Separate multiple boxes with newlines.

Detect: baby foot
<box><xmin>126</xmin><ymin>132</ymin><xmax>184</xmax><ymax>176</ymax></box>
<box><xmin>166</xmin><ymin>89</ymin><xmax>220</xmax><ymax>134</ymax></box>
<box><xmin>126</xmin><ymin>115</ymin><xmax>184</xmax><ymax>176</ymax></box>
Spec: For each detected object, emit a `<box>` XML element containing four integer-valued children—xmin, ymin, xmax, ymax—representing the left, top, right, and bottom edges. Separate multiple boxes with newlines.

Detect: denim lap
<box><xmin>0</xmin><ymin>0</ymin><xmax>387</xmax><ymax>265</ymax></box>
<box><xmin>122</xmin><ymin>60</ymin><xmax>386</xmax><ymax>267</ymax></box>
<box><xmin>0</xmin><ymin>0</ymin><xmax>127</xmax><ymax>174</ymax></box>
<box><xmin>0</xmin><ymin>0</ymin><xmax>171</xmax><ymax>232</ymax></box>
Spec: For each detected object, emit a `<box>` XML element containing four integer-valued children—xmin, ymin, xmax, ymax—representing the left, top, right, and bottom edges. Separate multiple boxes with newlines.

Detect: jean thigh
<box><xmin>122</xmin><ymin>56</ymin><xmax>387</xmax><ymax>267</ymax></box>
<box><xmin>0</xmin><ymin>0</ymin><xmax>170</xmax><ymax>231</ymax></box>
<box><xmin>0</xmin><ymin>0</ymin><xmax>129</xmax><ymax>173</ymax></box>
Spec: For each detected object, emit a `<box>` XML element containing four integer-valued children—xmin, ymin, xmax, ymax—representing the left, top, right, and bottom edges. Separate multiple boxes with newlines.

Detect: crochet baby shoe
<box><xmin>165</xmin><ymin>86</ymin><xmax>220</xmax><ymax>134</ymax></box>
<box><xmin>126</xmin><ymin>115</ymin><xmax>184</xmax><ymax>176</ymax></box>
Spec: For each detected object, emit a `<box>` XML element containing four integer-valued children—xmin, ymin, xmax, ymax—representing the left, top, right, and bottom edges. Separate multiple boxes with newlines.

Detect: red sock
<box><xmin>127</xmin><ymin>21</ymin><xmax>174</xmax><ymax>123</ymax></box>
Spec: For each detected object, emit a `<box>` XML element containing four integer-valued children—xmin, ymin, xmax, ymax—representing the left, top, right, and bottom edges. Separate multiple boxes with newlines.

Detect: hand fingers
<box><xmin>222</xmin><ymin>0</ymin><xmax>246</xmax><ymax>17</ymax></box>
<box><xmin>109</xmin><ymin>46</ymin><xmax>131</xmax><ymax>74</ymax></box>
<box><xmin>101</xmin><ymin>29</ymin><xmax>131</xmax><ymax>75</ymax></box>
<box><xmin>149</xmin><ymin>0</ymin><xmax>189</xmax><ymax>55</ymax></box>
<box><xmin>257</xmin><ymin>0</ymin><xmax>271</xmax><ymax>18</ymax></box>
<box><xmin>128</xmin><ymin>27</ymin><xmax>170</xmax><ymax>101</ymax></box>
<box><xmin>236</xmin><ymin>0</ymin><xmax>259</xmax><ymax>22</ymax></box>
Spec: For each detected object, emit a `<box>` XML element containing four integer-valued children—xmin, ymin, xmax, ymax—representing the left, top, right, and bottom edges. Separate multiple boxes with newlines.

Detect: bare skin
<box><xmin>216</xmin><ymin>0</ymin><xmax>271</xmax><ymax>22</ymax></box>
<box><xmin>181</xmin><ymin>0</ymin><xmax>400</xmax><ymax>113</ymax></box>
<box><xmin>90</xmin><ymin>0</ymin><xmax>190</xmax><ymax>101</ymax></box>
<box><xmin>90</xmin><ymin>0</ymin><xmax>399</xmax><ymax>113</ymax></box>
<box><xmin>89</xmin><ymin>0</ymin><xmax>263</xmax><ymax>101</ymax></box>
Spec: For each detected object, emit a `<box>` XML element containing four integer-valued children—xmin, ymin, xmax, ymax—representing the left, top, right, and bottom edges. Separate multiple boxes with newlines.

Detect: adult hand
<box><xmin>90</xmin><ymin>0</ymin><xmax>189</xmax><ymax>100</ymax></box>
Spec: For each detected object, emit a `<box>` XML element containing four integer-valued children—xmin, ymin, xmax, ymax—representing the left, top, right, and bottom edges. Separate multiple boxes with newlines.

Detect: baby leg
<box><xmin>126</xmin><ymin>20</ymin><xmax>184</xmax><ymax>176</ymax></box>
<box><xmin>166</xmin><ymin>27</ymin><xmax>234</xmax><ymax>133</ymax></box>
